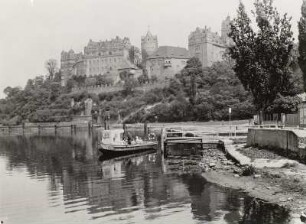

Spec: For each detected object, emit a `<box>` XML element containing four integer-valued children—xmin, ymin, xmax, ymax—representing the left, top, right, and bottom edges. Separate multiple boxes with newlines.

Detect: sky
<box><xmin>0</xmin><ymin>0</ymin><xmax>304</xmax><ymax>99</ymax></box>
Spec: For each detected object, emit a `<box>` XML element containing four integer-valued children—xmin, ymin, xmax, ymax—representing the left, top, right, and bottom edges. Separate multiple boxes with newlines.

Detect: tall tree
<box><xmin>229</xmin><ymin>0</ymin><xmax>295</xmax><ymax>111</ymax></box>
<box><xmin>299</xmin><ymin>0</ymin><xmax>306</xmax><ymax>92</ymax></box>
<box><xmin>177</xmin><ymin>57</ymin><xmax>203</xmax><ymax>104</ymax></box>
<box><xmin>129</xmin><ymin>46</ymin><xmax>142</xmax><ymax>67</ymax></box>
<box><xmin>45</xmin><ymin>59</ymin><xmax>58</xmax><ymax>80</ymax></box>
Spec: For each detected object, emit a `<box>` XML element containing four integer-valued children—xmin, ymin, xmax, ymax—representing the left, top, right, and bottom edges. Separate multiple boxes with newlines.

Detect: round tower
<box><xmin>141</xmin><ymin>29</ymin><xmax>158</xmax><ymax>60</ymax></box>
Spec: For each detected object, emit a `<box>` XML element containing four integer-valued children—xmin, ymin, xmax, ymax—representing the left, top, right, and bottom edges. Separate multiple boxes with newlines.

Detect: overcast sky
<box><xmin>0</xmin><ymin>0</ymin><xmax>303</xmax><ymax>99</ymax></box>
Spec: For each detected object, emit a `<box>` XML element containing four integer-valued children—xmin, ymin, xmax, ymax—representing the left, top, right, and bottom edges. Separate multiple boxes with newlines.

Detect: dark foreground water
<box><xmin>0</xmin><ymin>131</ymin><xmax>291</xmax><ymax>224</ymax></box>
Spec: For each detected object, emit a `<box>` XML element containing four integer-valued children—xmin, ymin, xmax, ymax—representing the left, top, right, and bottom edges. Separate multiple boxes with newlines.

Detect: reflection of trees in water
<box><xmin>181</xmin><ymin>174</ymin><xmax>229</xmax><ymax>221</ymax></box>
<box><xmin>239</xmin><ymin>198</ymin><xmax>290</xmax><ymax>224</ymax></box>
<box><xmin>0</xmin><ymin>135</ymin><xmax>291</xmax><ymax>223</ymax></box>
<box><xmin>181</xmin><ymin>174</ymin><xmax>290</xmax><ymax>224</ymax></box>
<box><xmin>0</xmin><ymin>132</ymin><xmax>98</xmax><ymax>193</ymax></box>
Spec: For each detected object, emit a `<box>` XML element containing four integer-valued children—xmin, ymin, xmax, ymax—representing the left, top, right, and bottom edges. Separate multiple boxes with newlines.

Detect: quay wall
<box><xmin>247</xmin><ymin>128</ymin><xmax>306</xmax><ymax>160</ymax></box>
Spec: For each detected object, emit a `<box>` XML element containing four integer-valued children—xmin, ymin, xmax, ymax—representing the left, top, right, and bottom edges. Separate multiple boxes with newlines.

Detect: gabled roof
<box><xmin>148</xmin><ymin>46</ymin><xmax>190</xmax><ymax>59</ymax></box>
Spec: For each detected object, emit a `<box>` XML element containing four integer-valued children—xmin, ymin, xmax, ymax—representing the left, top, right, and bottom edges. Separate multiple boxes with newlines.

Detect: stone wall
<box><xmin>146</xmin><ymin>58</ymin><xmax>187</xmax><ymax>79</ymax></box>
<box><xmin>247</xmin><ymin>128</ymin><xmax>306</xmax><ymax>160</ymax></box>
<box><xmin>71</xmin><ymin>82</ymin><xmax>168</xmax><ymax>95</ymax></box>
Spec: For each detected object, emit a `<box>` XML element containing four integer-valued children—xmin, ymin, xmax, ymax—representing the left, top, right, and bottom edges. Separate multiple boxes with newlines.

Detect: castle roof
<box><xmin>118</xmin><ymin>59</ymin><xmax>139</xmax><ymax>70</ymax></box>
<box><xmin>148</xmin><ymin>46</ymin><xmax>190</xmax><ymax>59</ymax></box>
<box><xmin>146</xmin><ymin>30</ymin><xmax>153</xmax><ymax>37</ymax></box>
<box><xmin>141</xmin><ymin>30</ymin><xmax>157</xmax><ymax>41</ymax></box>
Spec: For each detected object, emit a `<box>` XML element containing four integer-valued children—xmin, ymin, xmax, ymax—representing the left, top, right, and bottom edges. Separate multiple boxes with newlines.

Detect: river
<box><xmin>0</xmin><ymin>131</ymin><xmax>291</xmax><ymax>224</ymax></box>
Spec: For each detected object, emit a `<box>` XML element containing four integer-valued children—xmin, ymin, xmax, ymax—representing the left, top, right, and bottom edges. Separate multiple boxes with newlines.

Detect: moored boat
<box><xmin>97</xmin><ymin>129</ymin><xmax>158</xmax><ymax>157</ymax></box>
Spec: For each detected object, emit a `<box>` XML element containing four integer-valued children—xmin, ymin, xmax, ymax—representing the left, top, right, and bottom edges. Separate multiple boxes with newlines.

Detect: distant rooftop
<box><xmin>148</xmin><ymin>46</ymin><xmax>190</xmax><ymax>59</ymax></box>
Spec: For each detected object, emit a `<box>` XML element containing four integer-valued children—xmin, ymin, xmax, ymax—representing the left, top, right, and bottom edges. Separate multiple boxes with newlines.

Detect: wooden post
<box><xmin>54</xmin><ymin>124</ymin><xmax>57</xmax><ymax>135</ymax></box>
<box><xmin>22</xmin><ymin>123</ymin><xmax>25</xmax><ymax>135</ymax></box>
<box><xmin>8</xmin><ymin>125</ymin><xmax>11</xmax><ymax>134</ymax></box>
<box><xmin>71</xmin><ymin>124</ymin><xmax>73</xmax><ymax>135</ymax></box>
<box><xmin>38</xmin><ymin>125</ymin><xmax>41</xmax><ymax>135</ymax></box>
<box><xmin>88</xmin><ymin>122</ymin><xmax>92</xmax><ymax>135</ymax></box>
<box><xmin>144</xmin><ymin>122</ymin><xmax>148</xmax><ymax>139</ymax></box>
<box><xmin>160</xmin><ymin>128</ymin><xmax>164</xmax><ymax>154</ymax></box>
<box><xmin>104</xmin><ymin>120</ymin><xmax>108</xmax><ymax>130</ymax></box>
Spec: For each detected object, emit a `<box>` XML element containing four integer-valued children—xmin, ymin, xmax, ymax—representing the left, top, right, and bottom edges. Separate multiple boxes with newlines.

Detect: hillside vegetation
<box><xmin>0</xmin><ymin>58</ymin><xmax>302</xmax><ymax>125</ymax></box>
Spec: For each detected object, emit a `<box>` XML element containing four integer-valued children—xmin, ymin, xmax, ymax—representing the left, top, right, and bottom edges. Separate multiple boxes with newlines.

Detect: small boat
<box><xmin>97</xmin><ymin>129</ymin><xmax>158</xmax><ymax>157</ymax></box>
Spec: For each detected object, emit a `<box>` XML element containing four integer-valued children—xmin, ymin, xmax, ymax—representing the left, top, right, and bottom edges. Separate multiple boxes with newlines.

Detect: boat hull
<box><xmin>98</xmin><ymin>142</ymin><xmax>158</xmax><ymax>157</ymax></box>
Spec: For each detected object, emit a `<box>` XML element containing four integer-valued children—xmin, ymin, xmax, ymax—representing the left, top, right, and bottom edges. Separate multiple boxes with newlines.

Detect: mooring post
<box><xmin>160</xmin><ymin>128</ymin><xmax>165</xmax><ymax>154</ymax></box>
<box><xmin>8</xmin><ymin>125</ymin><xmax>11</xmax><ymax>134</ymax></box>
<box><xmin>22</xmin><ymin>123</ymin><xmax>25</xmax><ymax>135</ymax></box>
<box><xmin>144</xmin><ymin>122</ymin><xmax>148</xmax><ymax>139</ymax></box>
<box><xmin>104</xmin><ymin>120</ymin><xmax>109</xmax><ymax>130</ymax></box>
<box><xmin>54</xmin><ymin>124</ymin><xmax>57</xmax><ymax>135</ymax></box>
<box><xmin>88</xmin><ymin>122</ymin><xmax>92</xmax><ymax>135</ymax></box>
<box><xmin>38</xmin><ymin>125</ymin><xmax>41</xmax><ymax>135</ymax></box>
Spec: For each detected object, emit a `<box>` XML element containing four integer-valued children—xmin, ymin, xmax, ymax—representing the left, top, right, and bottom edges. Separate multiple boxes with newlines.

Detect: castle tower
<box><xmin>221</xmin><ymin>16</ymin><xmax>231</xmax><ymax>42</ymax></box>
<box><xmin>141</xmin><ymin>29</ymin><xmax>158</xmax><ymax>60</ymax></box>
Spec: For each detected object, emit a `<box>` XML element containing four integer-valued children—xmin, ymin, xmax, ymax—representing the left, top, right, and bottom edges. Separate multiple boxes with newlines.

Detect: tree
<box><xmin>129</xmin><ymin>46</ymin><xmax>142</xmax><ymax>67</ymax></box>
<box><xmin>229</xmin><ymin>0</ymin><xmax>295</xmax><ymax>111</ymax></box>
<box><xmin>137</xmin><ymin>72</ymin><xmax>149</xmax><ymax>84</ymax></box>
<box><xmin>53</xmin><ymin>71</ymin><xmax>62</xmax><ymax>83</ymax></box>
<box><xmin>3</xmin><ymin>86</ymin><xmax>22</xmax><ymax>98</ymax></box>
<box><xmin>141</xmin><ymin>49</ymin><xmax>149</xmax><ymax>65</ymax></box>
<box><xmin>45</xmin><ymin>59</ymin><xmax>58</xmax><ymax>80</ymax></box>
<box><xmin>176</xmin><ymin>57</ymin><xmax>203</xmax><ymax>104</ymax></box>
<box><xmin>119</xmin><ymin>71</ymin><xmax>138</xmax><ymax>95</ymax></box>
<box><xmin>299</xmin><ymin>0</ymin><xmax>306</xmax><ymax>92</ymax></box>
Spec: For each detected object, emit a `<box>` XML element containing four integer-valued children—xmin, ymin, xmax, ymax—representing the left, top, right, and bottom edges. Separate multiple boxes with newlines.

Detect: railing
<box><xmin>0</xmin><ymin>123</ymin><xmax>104</xmax><ymax>136</ymax></box>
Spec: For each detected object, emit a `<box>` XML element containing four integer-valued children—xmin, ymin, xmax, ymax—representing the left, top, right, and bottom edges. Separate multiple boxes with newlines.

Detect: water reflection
<box><xmin>0</xmin><ymin>131</ymin><xmax>290</xmax><ymax>224</ymax></box>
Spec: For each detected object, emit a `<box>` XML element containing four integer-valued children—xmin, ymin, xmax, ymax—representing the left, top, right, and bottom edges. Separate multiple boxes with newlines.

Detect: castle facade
<box><xmin>60</xmin><ymin>16</ymin><xmax>231</xmax><ymax>86</ymax></box>
<box><xmin>60</xmin><ymin>36</ymin><xmax>138</xmax><ymax>85</ymax></box>
<box><xmin>188</xmin><ymin>16</ymin><xmax>231</xmax><ymax>67</ymax></box>
<box><xmin>145</xmin><ymin>46</ymin><xmax>190</xmax><ymax>80</ymax></box>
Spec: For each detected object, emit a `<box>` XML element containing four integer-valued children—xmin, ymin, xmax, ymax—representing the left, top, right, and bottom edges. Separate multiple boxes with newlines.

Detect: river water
<box><xmin>0</xmin><ymin>131</ymin><xmax>291</xmax><ymax>224</ymax></box>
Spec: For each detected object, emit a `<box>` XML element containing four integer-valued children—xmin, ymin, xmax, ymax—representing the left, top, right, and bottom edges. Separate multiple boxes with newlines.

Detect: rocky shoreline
<box><xmin>165</xmin><ymin>142</ymin><xmax>306</xmax><ymax>223</ymax></box>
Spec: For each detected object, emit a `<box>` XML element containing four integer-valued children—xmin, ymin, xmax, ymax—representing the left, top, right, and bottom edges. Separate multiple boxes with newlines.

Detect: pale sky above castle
<box><xmin>0</xmin><ymin>0</ymin><xmax>304</xmax><ymax>98</ymax></box>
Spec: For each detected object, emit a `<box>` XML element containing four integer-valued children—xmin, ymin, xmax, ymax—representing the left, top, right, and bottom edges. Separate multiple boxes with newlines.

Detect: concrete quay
<box><xmin>247</xmin><ymin>128</ymin><xmax>306</xmax><ymax>161</ymax></box>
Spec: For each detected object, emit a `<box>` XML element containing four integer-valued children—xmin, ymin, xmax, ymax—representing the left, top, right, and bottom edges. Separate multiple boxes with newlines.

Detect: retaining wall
<box><xmin>247</xmin><ymin>128</ymin><xmax>306</xmax><ymax>160</ymax></box>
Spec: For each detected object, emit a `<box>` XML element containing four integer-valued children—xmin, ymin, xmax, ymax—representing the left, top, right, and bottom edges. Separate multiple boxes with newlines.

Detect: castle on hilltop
<box><xmin>60</xmin><ymin>36</ymin><xmax>139</xmax><ymax>85</ymax></box>
<box><xmin>188</xmin><ymin>16</ymin><xmax>232</xmax><ymax>67</ymax></box>
<box><xmin>60</xmin><ymin>16</ymin><xmax>232</xmax><ymax>86</ymax></box>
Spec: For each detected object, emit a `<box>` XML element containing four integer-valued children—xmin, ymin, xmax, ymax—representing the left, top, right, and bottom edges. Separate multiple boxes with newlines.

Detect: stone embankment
<box><xmin>206</xmin><ymin>140</ymin><xmax>306</xmax><ymax>224</ymax></box>
<box><xmin>247</xmin><ymin>128</ymin><xmax>306</xmax><ymax>161</ymax></box>
<box><xmin>166</xmin><ymin>136</ymin><xmax>306</xmax><ymax>223</ymax></box>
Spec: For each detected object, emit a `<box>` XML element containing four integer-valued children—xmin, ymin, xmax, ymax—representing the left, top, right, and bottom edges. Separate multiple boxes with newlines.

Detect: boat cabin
<box><xmin>101</xmin><ymin>129</ymin><xmax>126</xmax><ymax>145</ymax></box>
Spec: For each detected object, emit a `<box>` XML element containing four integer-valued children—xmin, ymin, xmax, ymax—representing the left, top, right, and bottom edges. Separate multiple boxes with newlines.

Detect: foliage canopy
<box><xmin>229</xmin><ymin>0</ymin><xmax>296</xmax><ymax>111</ymax></box>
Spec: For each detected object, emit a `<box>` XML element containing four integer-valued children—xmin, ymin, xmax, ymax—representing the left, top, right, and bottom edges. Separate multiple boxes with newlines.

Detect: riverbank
<box><xmin>199</xmin><ymin>142</ymin><xmax>306</xmax><ymax>223</ymax></box>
